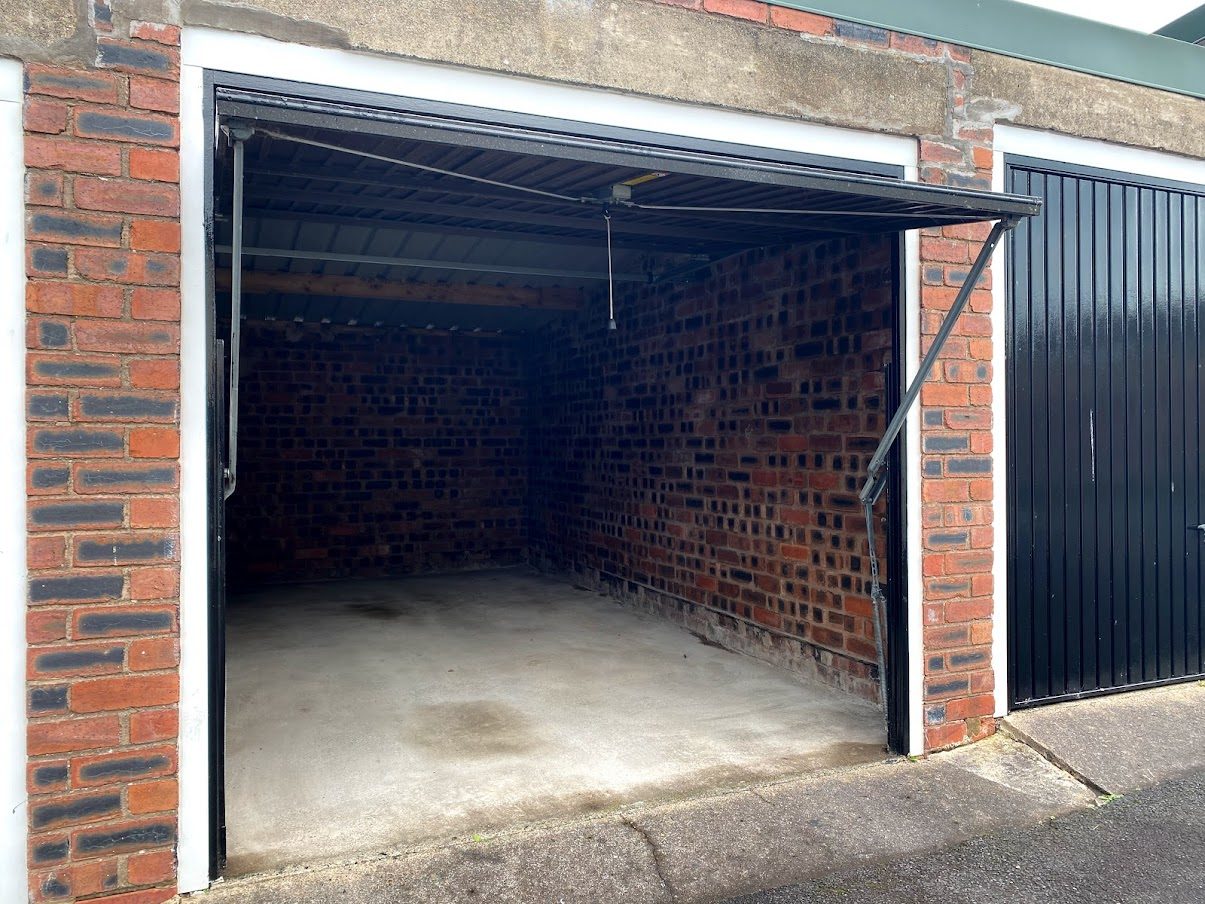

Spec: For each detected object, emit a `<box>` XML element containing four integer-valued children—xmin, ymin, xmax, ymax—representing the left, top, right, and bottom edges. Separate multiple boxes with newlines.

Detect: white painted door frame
<box><xmin>0</xmin><ymin>55</ymin><xmax>29</xmax><ymax>904</ymax></box>
<box><xmin>178</xmin><ymin>27</ymin><xmax>925</xmax><ymax>890</ymax></box>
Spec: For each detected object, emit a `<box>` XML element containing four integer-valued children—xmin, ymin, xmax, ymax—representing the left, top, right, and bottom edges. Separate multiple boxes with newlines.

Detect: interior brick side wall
<box><xmin>22</xmin><ymin>19</ymin><xmax>183</xmax><ymax>904</ymax></box>
<box><xmin>649</xmin><ymin>0</ymin><xmax>1001</xmax><ymax>753</ymax></box>
<box><xmin>529</xmin><ymin>236</ymin><xmax>895</xmax><ymax>700</ymax></box>
<box><xmin>225</xmin><ymin>322</ymin><xmax>529</xmax><ymax>587</ymax></box>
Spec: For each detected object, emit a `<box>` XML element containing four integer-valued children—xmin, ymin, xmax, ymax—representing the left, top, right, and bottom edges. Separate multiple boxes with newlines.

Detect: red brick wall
<box><xmin>23</xmin><ymin>21</ymin><xmax>182</xmax><ymax>904</ymax></box>
<box><xmin>530</xmin><ymin>236</ymin><xmax>896</xmax><ymax>699</ymax></box>
<box><xmin>225</xmin><ymin>321</ymin><xmax>529</xmax><ymax>586</ymax></box>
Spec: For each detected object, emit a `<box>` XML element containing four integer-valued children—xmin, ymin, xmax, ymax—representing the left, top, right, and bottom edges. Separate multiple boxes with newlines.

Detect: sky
<box><xmin>1014</xmin><ymin>0</ymin><xmax>1198</xmax><ymax>33</ymax></box>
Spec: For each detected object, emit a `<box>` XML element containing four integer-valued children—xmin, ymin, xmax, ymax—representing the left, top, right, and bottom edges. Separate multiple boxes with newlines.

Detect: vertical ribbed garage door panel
<box><xmin>1007</xmin><ymin>157</ymin><xmax>1205</xmax><ymax>707</ymax></box>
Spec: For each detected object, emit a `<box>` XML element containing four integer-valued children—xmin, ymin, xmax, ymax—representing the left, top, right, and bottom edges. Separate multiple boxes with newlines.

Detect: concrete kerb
<box><xmin>185</xmin><ymin>734</ymin><xmax>1095</xmax><ymax>904</ymax></box>
<box><xmin>201</xmin><ymin>752</ymin><xmax>907</xmax><ymax>894</ymax></box>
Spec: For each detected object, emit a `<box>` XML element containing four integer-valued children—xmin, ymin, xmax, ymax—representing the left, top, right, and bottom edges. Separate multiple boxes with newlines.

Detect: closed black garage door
<box><xmin>1007</xmin><ymin>155</ymin><xmax>1205</xmax><ymax>707</ymax></box>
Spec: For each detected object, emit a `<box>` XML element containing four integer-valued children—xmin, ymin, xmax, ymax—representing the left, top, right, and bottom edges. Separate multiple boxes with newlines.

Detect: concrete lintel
<box><xmin>180</xmin><ymin>0</ymin><xmax>951</xmax><ymax>138</ymax></box>
<box><xmin>0</xmin><ymin>0</ymin><xmax>94</xmax><ymax>66</ymax></box>
<box><xmin>974</xmin><ymin>51</ymin><xmax>1205</xmax><ymax>161</ymax></box>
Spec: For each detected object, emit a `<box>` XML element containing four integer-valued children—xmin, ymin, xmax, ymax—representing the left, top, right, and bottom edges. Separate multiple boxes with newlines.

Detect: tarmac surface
<box><xmin>729</xmin><ymin>768</ymin><xmax>1205</xmax><ymax>904</ymax></box>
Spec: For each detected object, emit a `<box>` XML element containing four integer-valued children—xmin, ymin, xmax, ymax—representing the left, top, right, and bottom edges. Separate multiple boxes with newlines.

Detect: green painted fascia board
<box><xmin>1157</xmin><ymin>5</ymin><xmax>1205</xmax><ymax>43</ymax></box>
<box><xmin>768</xmin><ymin>0</ymin><xmax>1205</xmax><ymax>101</ymax></box>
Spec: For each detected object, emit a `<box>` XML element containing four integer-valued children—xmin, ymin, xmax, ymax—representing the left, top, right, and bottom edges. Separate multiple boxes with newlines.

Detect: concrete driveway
<box><xmin>188</xmin><ymin>734</ymin><xmax>1091</xmax><ymax>903</ymax></box>
<box><xmin>186</xmin><ymin>681</ymin><xmax>1205</xmax><ymax>903</ymax></box>
<box><xmin>1001</xmin><ymin>682</ymin><xmax>1205</xmax><ymax>795</ymax></box>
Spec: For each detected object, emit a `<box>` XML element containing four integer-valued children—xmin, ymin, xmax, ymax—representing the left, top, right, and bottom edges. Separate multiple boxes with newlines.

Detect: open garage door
<box><xmin>203</xmin><ymin>73</ymin><xmax>1038</xmax><ymax>878</ymax></box>
<box><xmin>1007</xmin><ymin>156</ymin><xmax>1205</xmax><ymax>707</ymax></box>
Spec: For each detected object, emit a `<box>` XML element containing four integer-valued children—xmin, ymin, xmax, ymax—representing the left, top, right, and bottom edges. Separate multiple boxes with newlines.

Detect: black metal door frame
<box><xmin>206</xmin><ymin>338</ymin><xmax>227</xmax><ymax>877</ymax></box>
<box><xmin>200</xmin><ymin>70</ymin><xmax>228</xmax><ymax>881</ymax></box>
<box><xmin>885</xmin><ymin>235</ymin><xmax>909</xmax><ymax>754</ymax></box>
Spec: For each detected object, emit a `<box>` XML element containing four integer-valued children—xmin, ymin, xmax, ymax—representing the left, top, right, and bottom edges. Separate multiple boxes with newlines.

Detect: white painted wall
<box><xmin>178</xmin><ymin>28</ymin><xmax>927</xmax><ymax>888</ymax></box>
<box><xmin>996</xmin><ymin>126</ymin><xmax>1205</xmax><ymax>185</ymax></box>
<box><xmin>989</xmin><ymin>144</ymin><xmax>1009</xmax><ymax>719</ymax></box>
<box><xmin>0</xmin><ymin>55</ymin><xmax>29</xmax><ymax>904</ymax></box>
<box><xmin>990</xmin><ymin>124</ymin><xmax>1205</xmax><ymax>717</ymax></box>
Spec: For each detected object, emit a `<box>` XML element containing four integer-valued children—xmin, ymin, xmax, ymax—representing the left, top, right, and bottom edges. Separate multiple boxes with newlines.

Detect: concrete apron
<box><xmin>187</xmin><ymin>733</ymin><xmax>1095</xmax><ymax>904</ymax></box>
<box><xmin>223</xmin><ymin>570</ymin><xmax>886</xmax><ymax>876</ymax></box>
<box><xmin>1001</xmin><ymin>681</ymin><xmax>1205</xmax><ymax>796</ymax></box>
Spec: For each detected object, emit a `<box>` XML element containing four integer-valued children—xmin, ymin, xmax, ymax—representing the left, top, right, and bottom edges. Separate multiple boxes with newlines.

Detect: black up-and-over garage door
<box><xmin>1007</xmin><ymin>155</ymin><xmax>1205</xmax><ymax>707</ymax></box>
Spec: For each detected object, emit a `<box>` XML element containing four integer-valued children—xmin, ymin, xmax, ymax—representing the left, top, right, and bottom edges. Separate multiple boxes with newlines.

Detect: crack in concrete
<box><xmin>622</xmin><ymin>816</ymin><xmax>676</xmax><ymax>902</ymax></box>
<box><xmin>998</xmin><ymin>721</ymin><xmax>1112</xmax><ymax>798</ymax></box>
<box><xmin>748</xmin><ymin>786</ymin><xmax>774</xmax><ymax>805</ymax></box>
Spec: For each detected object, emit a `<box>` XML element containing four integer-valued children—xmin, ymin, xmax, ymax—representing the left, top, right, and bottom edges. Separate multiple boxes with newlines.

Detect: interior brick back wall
<box><xmin>226</xmin><ymin>322</ymin><xmax>529</xmax><ymax>586</ymax></box>
<box><xmin>529</xmin><ymin>236</ymin><xmax>895</xmax><ymax>699</ymax></box>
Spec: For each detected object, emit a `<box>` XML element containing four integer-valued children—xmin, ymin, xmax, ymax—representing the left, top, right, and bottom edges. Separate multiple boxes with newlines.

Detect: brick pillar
<box><xmin>915</xmin><ymin>48</ymin><xmax>999</xmax><ymax>751</ymax></box>
<box><xmin>24</xmin><ymin>19</ymin><xmax>182</xmax><ymax>904</ymax></box>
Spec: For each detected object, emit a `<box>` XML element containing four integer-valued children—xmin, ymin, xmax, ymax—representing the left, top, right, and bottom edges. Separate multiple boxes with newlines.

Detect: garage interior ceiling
<box><xmin>213</xmin><ymin>118</ymin><xmax>1040</xmax><ymax>333</ymax></box>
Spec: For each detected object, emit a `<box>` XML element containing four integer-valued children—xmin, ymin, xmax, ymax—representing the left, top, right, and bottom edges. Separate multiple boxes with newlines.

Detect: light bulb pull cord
<box><xmin>604</xmin><ymin>209</ymin><xmax>616</xmax><ymax>331</ymax></box>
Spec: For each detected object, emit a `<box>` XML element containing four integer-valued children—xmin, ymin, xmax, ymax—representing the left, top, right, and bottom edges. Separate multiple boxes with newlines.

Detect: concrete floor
<box><xmin>225</xmin><ymin>569</ymin><xmax>885</xmax><ymax>876</ymax></box>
